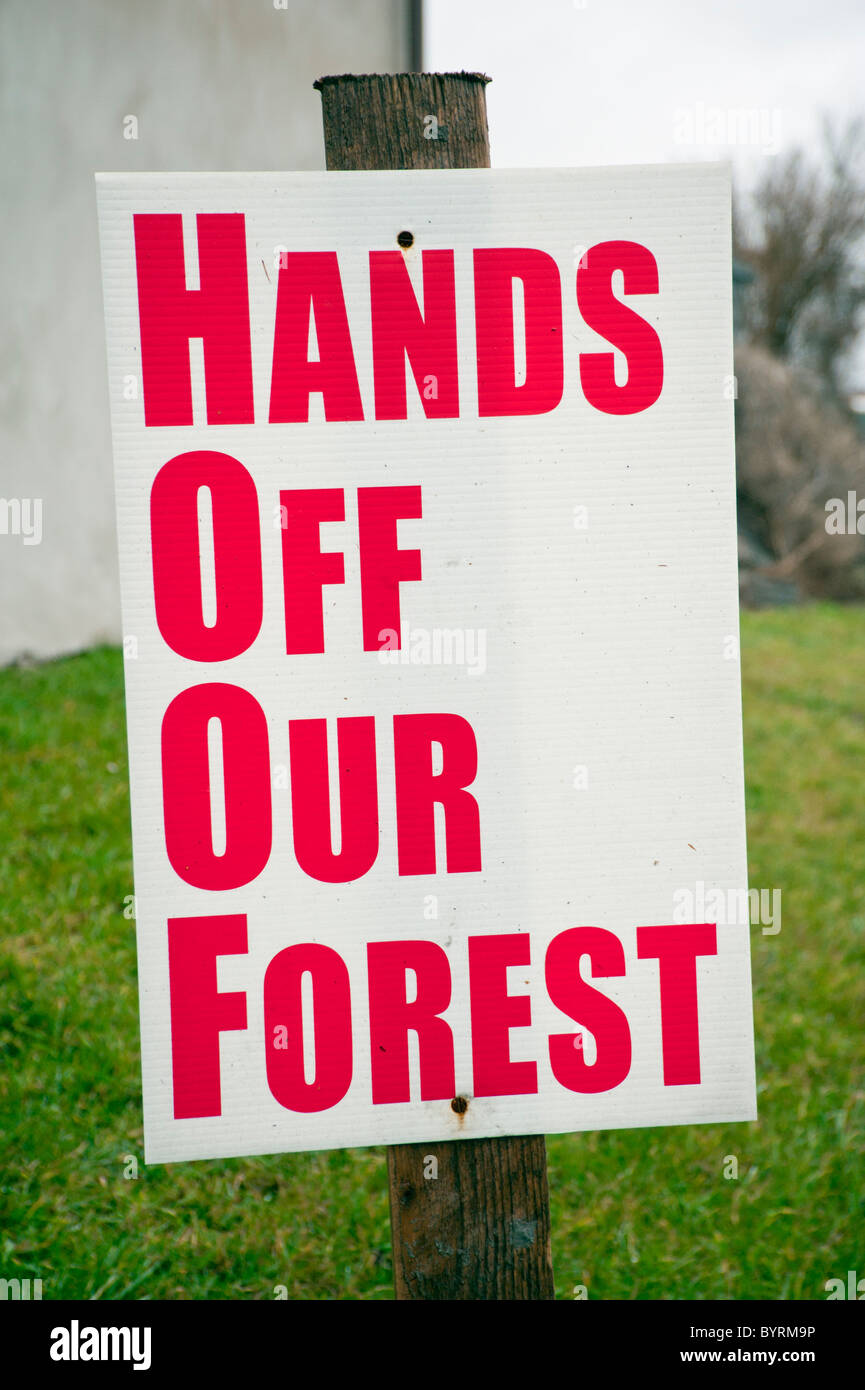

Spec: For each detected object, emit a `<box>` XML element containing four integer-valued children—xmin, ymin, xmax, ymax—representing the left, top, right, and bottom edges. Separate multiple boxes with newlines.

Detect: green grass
<box><xmin>1</xmin><ymin>606</ymin><xmax>863</xmax><ymax>1300</ymax></box>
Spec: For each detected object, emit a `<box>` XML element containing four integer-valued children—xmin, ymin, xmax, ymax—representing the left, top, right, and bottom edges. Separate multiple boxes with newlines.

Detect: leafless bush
<box><xmin>734</xmin><ymin>119</ymin><xmax>865</xmax><ymax>403</ymax></box>
<box><xmin>735</xmin><ymin>343</ymin><xmax>865</xmax><ymax>604</ymax></box>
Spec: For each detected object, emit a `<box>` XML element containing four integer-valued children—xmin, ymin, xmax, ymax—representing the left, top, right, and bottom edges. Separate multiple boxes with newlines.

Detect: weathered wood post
<box><xmin>313</xmin><ymin>71</ymin><xmax>555</xmax><ymax>1301</ymax></box>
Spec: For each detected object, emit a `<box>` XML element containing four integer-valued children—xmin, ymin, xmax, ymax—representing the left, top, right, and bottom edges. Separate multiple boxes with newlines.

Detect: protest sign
<box><xmin>96</xmin><ymin>163</ymin><xmax>756</xmax><ymax>1163</ymax></box>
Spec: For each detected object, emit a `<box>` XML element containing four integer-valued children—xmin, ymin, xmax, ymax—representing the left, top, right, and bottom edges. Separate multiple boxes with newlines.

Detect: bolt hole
<box><xmin>397</xmin><ymin>230</ymin><xmax>414</xmax><ymax>248</ymax></box>
<box><xmin>451</xmin><ymin>1096</ymin><xmax>468</xmax><ymax>1114</ymax></box>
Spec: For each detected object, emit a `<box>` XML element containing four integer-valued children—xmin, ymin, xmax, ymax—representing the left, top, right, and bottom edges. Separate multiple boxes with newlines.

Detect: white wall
<box><xmin>0</xmin><ymin>0</ymin><xmax>412</xmax><ymax>665</ymax></box>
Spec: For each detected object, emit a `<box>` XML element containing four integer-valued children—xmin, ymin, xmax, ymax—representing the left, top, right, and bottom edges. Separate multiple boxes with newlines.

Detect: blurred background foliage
<box><xmin>734</xmin><ymin>118</ymin><xmax>865</xmax><ymax>606</ymax></box>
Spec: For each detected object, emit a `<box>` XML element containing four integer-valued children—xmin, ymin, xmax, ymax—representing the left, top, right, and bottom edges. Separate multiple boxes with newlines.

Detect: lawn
<box><xmin>1</xmin><ymin>605</ymin><xmax>863</xmax><ymax>1300</ymax></box>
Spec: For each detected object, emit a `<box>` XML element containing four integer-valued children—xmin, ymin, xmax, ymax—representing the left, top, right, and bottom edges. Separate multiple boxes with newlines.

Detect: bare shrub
<box><xmin>735</xmin><ymin>343</ymin><xmax>865</xmax><ymax>603</ymax></box>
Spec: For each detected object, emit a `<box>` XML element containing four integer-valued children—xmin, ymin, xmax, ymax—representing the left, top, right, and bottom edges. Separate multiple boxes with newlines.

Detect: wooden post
<box><xmin>313</xmin><ymin>70</ymin><xmax>555</xmax><ymax>1302</ymax></box>
<box><xmin>314</xmin><ymin>72</ymin><xmax>491</xmax><ymax>171</ymax></box>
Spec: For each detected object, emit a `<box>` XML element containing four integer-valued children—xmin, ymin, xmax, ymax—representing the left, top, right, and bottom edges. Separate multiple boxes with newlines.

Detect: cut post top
<box><xmin>314</xmin><ymin>72</ymin><xmax>491</xmax><ymax>171</ymax></box>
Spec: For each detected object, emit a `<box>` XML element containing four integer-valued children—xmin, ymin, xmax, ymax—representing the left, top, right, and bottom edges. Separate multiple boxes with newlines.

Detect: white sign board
<box><xmin>96</xmin><ymin>165</ymin><xmax>756</xmax><ymax>1164</ymax></box>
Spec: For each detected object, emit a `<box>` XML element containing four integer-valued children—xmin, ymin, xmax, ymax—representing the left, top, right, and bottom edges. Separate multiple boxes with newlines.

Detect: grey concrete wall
<box><xmin>0</xmin><ymin>0</ymin><xmax>412</xmax><ymax>665</ymax></box>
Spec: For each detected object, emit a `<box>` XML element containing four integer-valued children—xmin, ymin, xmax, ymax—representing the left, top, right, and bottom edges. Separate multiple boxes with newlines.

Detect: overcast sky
<box><xmin>426</xmin><ymin>0</ymin><xmax>865</xmax><ymax>382</ymax></box>
<box><xmin>425</xmin><ymin>0</ymin><xmax>865</xmax><ymax>179</ymax></box>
